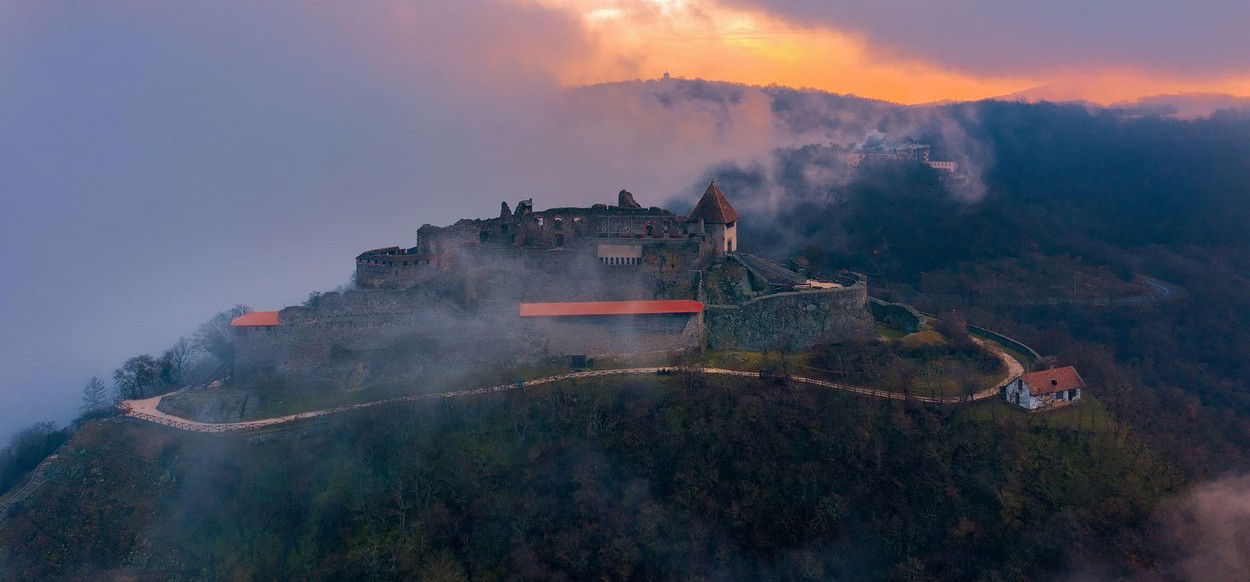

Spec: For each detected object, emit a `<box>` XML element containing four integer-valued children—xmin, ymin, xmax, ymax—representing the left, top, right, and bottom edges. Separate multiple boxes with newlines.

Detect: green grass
<box><xmin>874</xmin><ymin>323</ymin><xmax>908</xmax><ymax>339</ymax></box>
<box><xmin>961</xmin><ymin>394</ymin><xmax>1116</xmax><ymax>433</ymax></box>
<box><xmin>697</xmin><ymin>349</ymin><xmax>774</xmax><ymax>371</ymax></box>
<box><xmin>899</xmin><ymin>329</ymin><xmax>945</xmax><ymax>348</ymax></box>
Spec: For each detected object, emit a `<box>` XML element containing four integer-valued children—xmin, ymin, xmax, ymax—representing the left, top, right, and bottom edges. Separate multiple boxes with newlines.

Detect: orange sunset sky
<box><xmin>525</xmin><ymin>0</ymin><xmax>1250</xmax><ymax>104</ymax></box>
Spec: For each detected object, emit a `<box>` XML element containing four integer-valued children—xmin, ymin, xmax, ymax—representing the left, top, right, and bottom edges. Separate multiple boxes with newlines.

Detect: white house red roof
<box><xmin>229</xmin><ymin>311</ymin><xmax>280</xmax><ymax>327</ymax></box>
<box><xmin>519</xmin><ymin>300</ymin><xmax>703</xmax><ymax>317</ymax></box>
<box><xmin>1021</xmin><ymin>366</ymin><xmax>1085</xmax><ymax>396</ymax></box>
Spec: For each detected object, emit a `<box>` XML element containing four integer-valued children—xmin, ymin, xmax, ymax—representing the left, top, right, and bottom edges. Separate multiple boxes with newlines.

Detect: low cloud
<box><xmin>1</xmin><ymin>1</ymin><xmax>909</xmax><ymax>435</ymax></box>
<box><xmin>1155</xmin><ymin>474</ymin><xmax>1250</xmax><ymax>582</ymax></box>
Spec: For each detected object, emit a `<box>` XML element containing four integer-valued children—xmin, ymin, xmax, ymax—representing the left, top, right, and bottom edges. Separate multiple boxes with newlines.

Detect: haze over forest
<box><xmin>6</xmin><ymin>2</ymin><xmax>1250</xmax><ymax>580</ymax></box>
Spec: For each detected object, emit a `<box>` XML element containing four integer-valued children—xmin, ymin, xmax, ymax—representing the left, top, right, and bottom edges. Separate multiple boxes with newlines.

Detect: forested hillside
<box><xmin>0</xmin><ymin>374</ymin><xmax>1176</xmax><ymax>581</ymax></box>
<box><xmin>722</xmin><ymin>101</ymin><xmax>1250</xmax><ymax>476</ymax></box>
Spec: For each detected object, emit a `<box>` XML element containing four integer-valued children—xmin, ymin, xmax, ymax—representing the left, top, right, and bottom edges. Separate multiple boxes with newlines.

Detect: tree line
<box><xmin>1</xmin><ymin>305</ymin><xmax>250</xmax><ymax>499</ymax></box>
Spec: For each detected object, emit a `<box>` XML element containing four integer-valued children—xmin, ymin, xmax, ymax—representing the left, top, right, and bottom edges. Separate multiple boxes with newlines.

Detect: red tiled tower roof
<box><xmin>686</xmin><ymin>181</ymin><xmax>740</xmax><ymax>224</ymax></box>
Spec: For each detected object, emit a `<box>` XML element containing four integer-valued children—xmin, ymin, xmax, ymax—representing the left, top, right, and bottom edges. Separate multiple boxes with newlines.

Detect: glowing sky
<box><xmin>528</xmin><ymin>0</ymin><xmax>1250</xmax><ymax>104</ymax></box>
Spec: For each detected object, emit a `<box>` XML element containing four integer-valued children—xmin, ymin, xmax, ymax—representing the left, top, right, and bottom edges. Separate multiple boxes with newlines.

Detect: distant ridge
<box><xmin>990</xmin><ymin>85</ymin><xmax>1250</xmax><ymax>118</ymax></box>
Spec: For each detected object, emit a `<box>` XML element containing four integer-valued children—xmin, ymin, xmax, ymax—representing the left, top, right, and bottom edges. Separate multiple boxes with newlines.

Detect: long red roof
<box><xmin>230</xmin><ymin>311</ymin><xmax>280</xmax><ymax>327</ymax></box>
<box><xmin>519</xmin><ymin>300</ymin><xmax>704</xmax><ymax>317</ymax></box>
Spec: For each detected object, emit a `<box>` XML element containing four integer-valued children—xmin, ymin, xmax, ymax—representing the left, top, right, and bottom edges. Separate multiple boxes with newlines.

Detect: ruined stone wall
<box><xmin>356</xmin><ymin>251</ymin><xmax>431</xmax><ymax>289</ymax></box>
<box><xmin>868</xmin><ymin>298</ymin><xmax>923</xmax><ymax>333</ymax></box>
<box><xmin>512</xmin><ymin>208</ymin><xmax>687</xmax><ymax>250</ymax></box>
<box><xmin>520</xmin><ymin>312</ymin><xmax>703</xmax><ymax>357</ymax></box>
<box><xmin>356</xmin><ymin>196</ymin><xmax>724</xmax><ymax>291</ymax></box>
<box><xmin>233</xmin><ymin>289</ymin><xmax>438</xmax><ymax>376</ymax></box>
<box><xmin>704</xmin><ymin>276</ymin><xmax>871</xmax><ymax>351</ymax></box>
<box><xmin>588</xmin><ymin>212</ymin><xmax>685</xmax><ymax>241</ymax></box>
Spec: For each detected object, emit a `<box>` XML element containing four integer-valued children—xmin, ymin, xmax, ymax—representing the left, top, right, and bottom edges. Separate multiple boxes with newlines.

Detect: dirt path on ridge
<box><xmin>120</xmin><ymin>342</ymin><xmax>1024</xmax><ymax>434</ymax></box>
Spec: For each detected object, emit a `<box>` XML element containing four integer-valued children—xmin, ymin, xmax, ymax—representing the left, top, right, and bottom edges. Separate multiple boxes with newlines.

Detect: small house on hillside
<box><xmin>1004</xmin><ymin>366</ymin><xmax>1085</xmax><ymax>410</ymax></box>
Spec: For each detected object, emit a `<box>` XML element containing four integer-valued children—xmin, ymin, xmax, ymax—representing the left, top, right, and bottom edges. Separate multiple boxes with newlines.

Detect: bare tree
<box><xmin>933</xmin><ymin>310</ymin><xmax>972</xmax><ymax>346</ymax></box>
<box><xmin>114</xmin><ymin>355</ymin><xmax>159</xmax><ymax>400</ymax></box>
<box><xmin>159</xmin><ymin>337</ymin><xmax>192</xmax><ymax>387</ymax></box>
<box><xmin>193</xmin><ymin>305</ymin><xmax>250</xmax><ymax>372</ymax></box>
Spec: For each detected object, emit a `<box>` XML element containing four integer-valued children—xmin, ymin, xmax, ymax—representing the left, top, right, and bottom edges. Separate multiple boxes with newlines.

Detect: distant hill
<box><xmin>1113</xmin><ymin>93</ymin><xmax>1250</xmax><ymax>119</ymax></box>
<box><xmin>993</xmin><ymin>85</ymin><xmax>1250</xmax><ymax>119</ymax></box>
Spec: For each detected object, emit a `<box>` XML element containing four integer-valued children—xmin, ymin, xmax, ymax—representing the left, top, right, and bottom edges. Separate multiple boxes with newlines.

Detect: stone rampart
<box><xmin>704</xmin><ymin>274</ymin><xmax>871</xmax><ymax>351</ymax></box>
<box><xmin>869</xmin><ymin>298</ymin><xmax>923</xmax><ymax>332</ymax></box>
<box><xmin>233</xmin><ymin>289</ymin><xmax>438</xmax><ymax>376</ymax></box>
<box><xmin>521</xmin><ymin>312</ymin><xmax>703</xmax><ymax>357</ymax></box>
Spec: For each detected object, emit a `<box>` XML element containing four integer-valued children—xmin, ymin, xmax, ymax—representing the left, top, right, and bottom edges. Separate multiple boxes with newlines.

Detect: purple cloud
<box><xmin>725</xmin><ymin>0</ymin><xmax>1250</xmax><ymax>77</ymax></box>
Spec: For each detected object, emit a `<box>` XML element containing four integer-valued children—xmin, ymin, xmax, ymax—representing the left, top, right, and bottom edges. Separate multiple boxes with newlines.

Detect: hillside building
<box><xmin>849</xmin><ymin>140</ymin><xmax>958</xmax><ymax>173</ymax></box>
<box><xmin>1004</xmin><ymin>366</ymin><xmax>1086</xmax><ymax>410</ymax></box>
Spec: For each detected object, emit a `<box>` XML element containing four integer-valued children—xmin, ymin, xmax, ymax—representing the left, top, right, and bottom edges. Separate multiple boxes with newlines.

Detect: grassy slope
<box><xmin>1</xmin><ymin>374</ymin><xmax>1177</xmax><ymax>581</ymax></box>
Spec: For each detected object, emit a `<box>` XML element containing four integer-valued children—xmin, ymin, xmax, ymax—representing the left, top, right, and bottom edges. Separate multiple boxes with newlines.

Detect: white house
<box><xmin>1004</xmin><ymin>366</ymin><xmax>1086</xmax><ymax>410</ymax></box>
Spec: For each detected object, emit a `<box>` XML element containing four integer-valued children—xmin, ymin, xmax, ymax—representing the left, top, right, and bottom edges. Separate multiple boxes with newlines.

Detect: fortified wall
<box><xmin>354</xmin><ymin>187</ymin><xmax>730</xmax><ymax>291</ymax></box>
<box><xmin>521</xmin><ymin>311</ymin><xmax>704</xmax><ymax>358</ymax></box>
<box><xmin>703</xmin><ymin>272</ymin><xmax>871</xmax><ymax>350</ymax></box>
<box><xmin>231</xmin><ymin>183</ymin><xmax>871</xmax><ymax>382</ymax></box>
<box><xmin>232</xmin><ymin>288</ymin><xmax>440</xmax><ymax>377</ymax></box>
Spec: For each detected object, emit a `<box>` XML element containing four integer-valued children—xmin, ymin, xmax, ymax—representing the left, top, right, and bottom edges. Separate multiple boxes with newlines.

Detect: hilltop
<box><xmin>1</xmin><ymin>372</ymin><xmax>1175</xmax><ymax>581</ymax></box>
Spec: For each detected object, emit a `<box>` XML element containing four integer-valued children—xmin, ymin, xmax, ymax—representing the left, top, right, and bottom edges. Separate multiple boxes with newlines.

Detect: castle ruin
<box><xmin>231</xmin><ymin>183</ymin><xmax>871</xmax><ymax>381</ymax></box>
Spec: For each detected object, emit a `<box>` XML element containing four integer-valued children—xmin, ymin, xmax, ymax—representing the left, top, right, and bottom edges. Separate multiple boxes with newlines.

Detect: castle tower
<box><xmin>687</xmin><ymin>181</ymin><xmax>740</xmax><ymax>255</ymax></box>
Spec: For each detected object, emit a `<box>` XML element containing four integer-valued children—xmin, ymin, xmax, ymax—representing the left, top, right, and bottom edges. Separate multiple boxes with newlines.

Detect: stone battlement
<box><xmin>704</xmin><ymin>273</ymin><xmax>871</xmax><ymax>350</ymax></box>
<box><xmin>232</xmin><ymin>183</ymin><xmax>870</xmax><ymax>381</ymax></box>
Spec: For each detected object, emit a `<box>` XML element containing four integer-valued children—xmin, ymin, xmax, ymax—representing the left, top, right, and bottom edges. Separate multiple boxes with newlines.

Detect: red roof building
<box><xmin>1020</xmin><ymin>367</ymin><xmax>1086</xmax><ymax>396</ymax></box>
<box><xmin>229</xmin><ymin>311</ymin><xmax>280</xmax><ymax>327</ymax></box>
<box><xmin>519</xmin><ymin>300</ymin><xmax>704</xmax><ymax>317</ymax></box>
<box><xmin>1005</xmin><ymin>366</ymin><xmax>1086</xmax><ymax>410</ymax></box>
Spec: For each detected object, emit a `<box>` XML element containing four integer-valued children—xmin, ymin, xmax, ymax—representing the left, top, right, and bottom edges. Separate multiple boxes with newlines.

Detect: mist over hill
<box><xmin>7</xmin><ymin>74</ymin><xmax>1250</xmax><ymax>579</ymax></box>
<box><xmin>9</xmin><ymin>64</ymin><xmax>1246</xmax><ymax>439</ymax></box>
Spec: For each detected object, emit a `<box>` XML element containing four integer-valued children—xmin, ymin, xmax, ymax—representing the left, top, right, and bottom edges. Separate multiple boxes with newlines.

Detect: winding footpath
<box><xmin>120</xmin><ymin>339</ymin><xmax>1023</xmax><ymax>434</ymax></box>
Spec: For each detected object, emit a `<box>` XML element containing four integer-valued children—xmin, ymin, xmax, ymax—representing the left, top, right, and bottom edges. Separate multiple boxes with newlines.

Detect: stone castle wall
<box><xmin>238</xmin><ymin>269</ymin><xmax>873</xmax><ymax>380</ymax></box>
<box><xmin>868</xmin><ymin>298</ymin><xmax>923</xmax><ymax>333</ymax></box>
<box><xmin>703</xmin><ymin>275</ymin><xmax>871</xmax><ymax>351</ymax></box>
<box><xmin>520</xmin><ymin>312</ymin><xmax>704</xmax><ymax>358</ymax></box>
<box><xmin>233</xmin><ymin>288</ymin><xmax>440</xmax><ymax>377</ymax></box>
